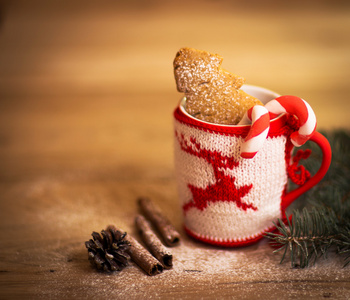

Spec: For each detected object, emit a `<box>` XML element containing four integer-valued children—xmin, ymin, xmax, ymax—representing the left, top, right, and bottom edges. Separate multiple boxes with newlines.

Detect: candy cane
<box><xmin>238</xmin><ymin>105</ymin><xmax>270</xmax><ymax>159</ymax></box>
<box><xmin>264</xmin><ymin>95</ymin><xmax>317</xmax><ymax>147</ymax></box>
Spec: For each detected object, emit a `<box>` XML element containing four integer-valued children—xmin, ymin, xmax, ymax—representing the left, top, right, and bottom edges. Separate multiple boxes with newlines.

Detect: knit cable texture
<box><xmin>174</xmin><ymin>112</ymin><xmax>292</xmax><ymax>246</ymax></box>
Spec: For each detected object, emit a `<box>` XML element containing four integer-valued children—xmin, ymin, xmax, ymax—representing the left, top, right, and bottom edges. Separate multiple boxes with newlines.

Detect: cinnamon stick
<box><xmin>135</xmin><ymin>214</ymin><xmax>173</xmax><ymax>269</ymax></box>
<box><xmin>106</xmin><ymin>225</ymin><xmax>163</xmax><ymax>276</ymax></box>
<box><xmin>138</xmin><ymin>197</ymin><xmax>181</xmax><ymax>247</ymax></box>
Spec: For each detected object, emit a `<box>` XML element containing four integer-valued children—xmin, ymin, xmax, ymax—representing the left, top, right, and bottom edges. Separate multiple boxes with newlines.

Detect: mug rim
<box><xmin>179</xmin><ymin>84</ymin><xmax>283</xmax><ymax>127</ymax></box>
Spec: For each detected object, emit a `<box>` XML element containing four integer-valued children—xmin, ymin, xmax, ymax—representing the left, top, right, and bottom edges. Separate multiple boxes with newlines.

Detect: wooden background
<box><xmin>0</xmin><ymin>0</ymin><xmax>349</xmax><ymax>299</ymax></box>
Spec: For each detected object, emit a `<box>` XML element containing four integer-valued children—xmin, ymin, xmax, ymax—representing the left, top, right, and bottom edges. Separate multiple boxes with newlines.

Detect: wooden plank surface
<box><xmin>0</xmin><ymin>1</ymin><xmax>349</xmax><ymax>299</ymax></box>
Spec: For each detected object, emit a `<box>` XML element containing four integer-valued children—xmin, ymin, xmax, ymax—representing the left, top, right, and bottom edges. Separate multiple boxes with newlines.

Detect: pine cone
<box><xmin>85</xmin><ymin>227</ymin><xmax>130</xmax><ymax>272</ymax></box>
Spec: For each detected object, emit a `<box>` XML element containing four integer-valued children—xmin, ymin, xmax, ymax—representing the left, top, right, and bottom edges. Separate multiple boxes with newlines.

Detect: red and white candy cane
<box><xmin>238</xmin><ymin>105</ymin><xmax>270</xmax><ymax>159</ymax></box>
<box><xmin>264</xmin><ymin>95</ymin><xmax>317</xmax><ymax>147</ymax></box>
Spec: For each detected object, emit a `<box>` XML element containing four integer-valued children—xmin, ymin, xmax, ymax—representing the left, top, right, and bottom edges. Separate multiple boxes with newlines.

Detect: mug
<box><xmin>173</xmin><ymin>85</ymin><xmax>332</xmax><ymax>247</ymax></box>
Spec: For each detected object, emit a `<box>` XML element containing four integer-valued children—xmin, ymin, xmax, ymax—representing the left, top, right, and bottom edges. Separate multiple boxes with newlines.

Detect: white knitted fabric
<box><xmin>174</xmin><ymin>118</ymin><xmax>289</xmax><ymax>244</ymax></box>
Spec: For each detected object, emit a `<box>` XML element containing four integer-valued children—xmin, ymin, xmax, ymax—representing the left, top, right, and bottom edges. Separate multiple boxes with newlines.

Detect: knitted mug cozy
<box><xmin>173</xmin><ymin>85</ymin><xmax>332</xmax><ymax>247</ymax></box>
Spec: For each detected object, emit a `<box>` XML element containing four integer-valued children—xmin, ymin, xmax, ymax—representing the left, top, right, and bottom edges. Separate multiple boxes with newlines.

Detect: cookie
<box><xmin>173</xmin><ymin>47</ymin><xmax>262</xmax><ymax>125</ymax></box>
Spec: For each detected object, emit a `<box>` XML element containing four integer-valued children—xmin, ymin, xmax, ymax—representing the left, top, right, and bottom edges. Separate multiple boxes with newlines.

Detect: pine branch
<box><xmin>266</xmin><ymin>130</ymin><xmax>350</xmax><ymax>268</ymax></box>
<box><xmin>267</xmin><ymin>207</ymin><xmax>350</xmax><ymax>268</ymax></box>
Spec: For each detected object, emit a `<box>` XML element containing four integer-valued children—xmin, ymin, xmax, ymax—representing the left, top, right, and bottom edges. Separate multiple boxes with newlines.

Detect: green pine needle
<box><xmin>266</xmin><ymin>130</ymin><xmax>350</xmax><ymax>268</ymax></box>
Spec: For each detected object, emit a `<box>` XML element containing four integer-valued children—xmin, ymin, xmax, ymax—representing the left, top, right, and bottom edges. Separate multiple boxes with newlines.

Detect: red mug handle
<box><xmin>281</xmin><ymin>131</ymin><xmax>332</xmax><ymax>211</ymax></box>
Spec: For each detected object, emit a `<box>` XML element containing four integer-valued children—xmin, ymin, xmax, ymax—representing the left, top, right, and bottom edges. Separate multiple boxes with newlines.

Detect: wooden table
<box><xmin>1</xmin><ymin>1</ymin><xmax>349</xmax><ymax>298</ymax></box>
